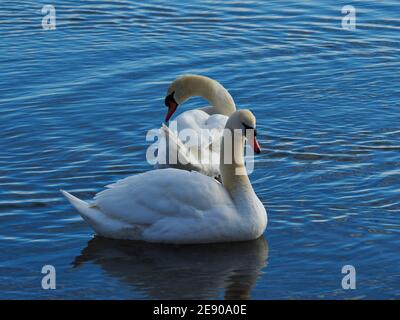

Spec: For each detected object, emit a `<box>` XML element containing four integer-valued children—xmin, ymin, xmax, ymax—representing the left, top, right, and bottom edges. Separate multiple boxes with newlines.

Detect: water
<box><xmin>0</xmin><ymin>0</ymin><xmax>399</xmax><ymax>299</ymax></box>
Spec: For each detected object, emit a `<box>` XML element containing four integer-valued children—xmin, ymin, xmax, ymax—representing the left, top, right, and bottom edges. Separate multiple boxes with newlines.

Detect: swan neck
<box><xmin>188</xmin><ymin>77</ymin><xmax>236</xmax><ymax>116</ymax></box>
<box><xmin>220</xmin><ymin>129</ymin><xmax>253</xmax><ymax>198</ymax></box>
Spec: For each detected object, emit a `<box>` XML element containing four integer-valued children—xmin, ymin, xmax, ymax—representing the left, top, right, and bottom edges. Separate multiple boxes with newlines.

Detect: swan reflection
<box><xmin>73</xmin><ymin>236</ymin><xmax>269</xmax><ymax>299</ymax></box>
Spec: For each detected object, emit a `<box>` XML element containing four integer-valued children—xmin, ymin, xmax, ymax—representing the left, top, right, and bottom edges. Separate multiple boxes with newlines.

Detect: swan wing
<box><xmin>173</xmin><ymin>109</ymin><xmax>228</xmax><ymax>149</ymax></box>
<box><xmin>94</xmin><ymin>168</ymin><xmax>234</xmax><ymax>226</ymax></box>
<box><xmin>154</xmin><ymin>110</ymin><xmax>228</xmax><ymax>177</ymax></box>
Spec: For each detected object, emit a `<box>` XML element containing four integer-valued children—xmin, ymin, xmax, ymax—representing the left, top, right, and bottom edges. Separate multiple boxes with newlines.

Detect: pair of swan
<box><xmin>155</xmin><ymin>75</ymin><xmax>238</xmax><ymax>178</ymax></box>
<box><xmin>62</xmin><ymin>75</ymin><xmax>267</xmax><ymax>244</ymax></box>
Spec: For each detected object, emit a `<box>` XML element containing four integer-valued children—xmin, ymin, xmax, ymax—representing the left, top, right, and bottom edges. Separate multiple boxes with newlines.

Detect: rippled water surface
<box><xmin>1</xmin><ymin>0</ymin><xmax>399</xmax><ymax>299</ymax></box>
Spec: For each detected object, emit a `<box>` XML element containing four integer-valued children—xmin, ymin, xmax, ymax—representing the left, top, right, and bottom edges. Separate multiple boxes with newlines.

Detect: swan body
<box><xmin>155</xmin><ymin>75</ymin><xmax>236</xmax><ymax>178</ymax></box>
<box><xmin>62</xmin><ymin>110</ymin><xmax>267</xmax><ymax>244</ymax></box>
<box><xmin>62</xmin><ymin>169</ymin><xmax>264</xmax><ymax>243</ymax></box>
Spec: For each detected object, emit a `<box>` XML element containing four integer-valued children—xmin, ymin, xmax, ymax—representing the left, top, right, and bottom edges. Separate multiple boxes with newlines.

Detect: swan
<box><xmin>61</xmin><ymin>110</ymin><xmax>266</xmax><ymax>244</ymax></box>
<box><xmin>155</xmin><ymin>74</ymin><xmax>236</xmax><ymax>178</ymax></box>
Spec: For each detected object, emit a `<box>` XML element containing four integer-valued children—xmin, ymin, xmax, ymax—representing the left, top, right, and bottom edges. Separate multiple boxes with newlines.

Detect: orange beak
<box><xmin>250</xmin><ymin>136</ymin><xmax>261</xmax><ymax>154</ymax></box>
<box><xmin>165</xmin><ymin>101</ymin><xmax>178</xmax><ymax>122</ymax></box>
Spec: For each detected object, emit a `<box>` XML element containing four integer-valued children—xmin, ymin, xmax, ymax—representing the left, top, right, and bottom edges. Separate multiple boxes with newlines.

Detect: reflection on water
<box><xmin>73</xmin><ymin>236</ymin><xmax>269</xmax><ymax>299</ymax></box>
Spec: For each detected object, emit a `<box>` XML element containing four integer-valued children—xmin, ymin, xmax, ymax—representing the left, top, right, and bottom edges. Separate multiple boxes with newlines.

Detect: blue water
<box><xmin>1</xmin><ymin>0</ymin><xmax>399</xmax><ymax>299</ymax></box>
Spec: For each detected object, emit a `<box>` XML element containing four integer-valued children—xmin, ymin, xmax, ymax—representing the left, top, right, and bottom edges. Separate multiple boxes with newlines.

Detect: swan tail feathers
<box><xmin>61</xmin><ymin>190</ymin><xmax>132</xmax><ymax>238</ymax></box>
<box><xmin>60</xmin><ymin>190</ymin><xmax>104</xmax><ymax>230</ymax></box>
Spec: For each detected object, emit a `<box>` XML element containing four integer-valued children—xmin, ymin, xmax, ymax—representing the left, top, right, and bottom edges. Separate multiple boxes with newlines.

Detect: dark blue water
<box><xmin>1</xmin><ymin>0</ymin><xmax>399</xmax><ymax>299</ymax></box>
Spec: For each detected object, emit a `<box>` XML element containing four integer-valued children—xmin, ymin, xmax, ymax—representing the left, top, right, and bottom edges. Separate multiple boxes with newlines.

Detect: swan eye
<box><xmin>165</xmin><ymin>91</ymin><xmax>178</xmax><ymax>107</ymax></box>
<box><xmin>242</xmin><ymin>122</ymin><xmax>257</xmax><ymax>136</ymax></box>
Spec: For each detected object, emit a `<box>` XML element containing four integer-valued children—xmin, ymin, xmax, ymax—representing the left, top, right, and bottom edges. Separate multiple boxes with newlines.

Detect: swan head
<box><xmin>229</xmin><ymin>110</ymin><xmax>261</xmax><ymax>154</ymax></box>
<box><xmin>164</xmin><ymin>75</ymin><xmax>197</xmax><ymax>122</ymax></box>
<box><xmin>164</xmin><ymin>74</ymin><xmax>217</xmax><ymax>122</ymax></box>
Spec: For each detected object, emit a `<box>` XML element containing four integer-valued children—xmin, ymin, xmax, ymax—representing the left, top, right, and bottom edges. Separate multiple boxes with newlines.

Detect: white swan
<box><xmin>62</xmin><ymin>110</ymin><xmax>266</xmax><ymax>244</ymax></box>
<box><xmin>155</xmin><ymin>74</ymin><xmax>236</xmax><ymax>178</ymax></box>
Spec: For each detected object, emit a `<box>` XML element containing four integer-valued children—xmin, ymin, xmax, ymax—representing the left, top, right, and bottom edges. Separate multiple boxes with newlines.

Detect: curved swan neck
<box><xmin>178</xmin><ymin>75</ymin><xmax>236</xmax><ymax>116</ymax></box>
<box><xmin>220</xmin><ymin>115</ymin><xmax>253</xmax><ymax>198</ymax></box>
